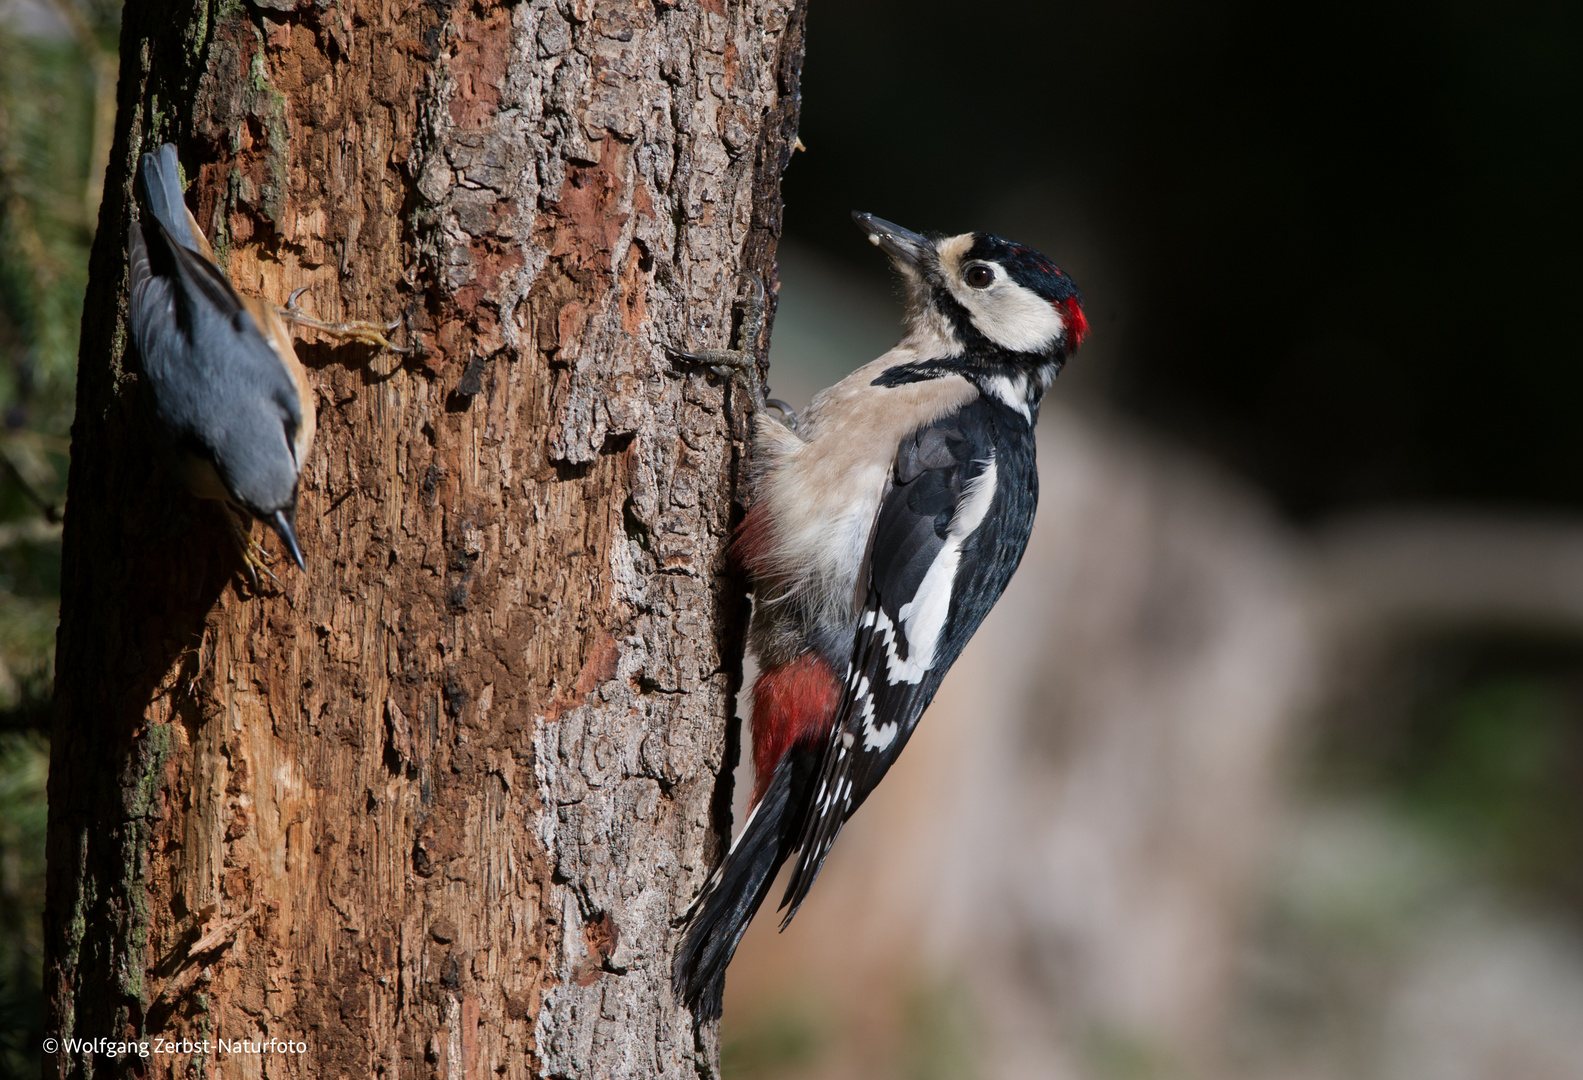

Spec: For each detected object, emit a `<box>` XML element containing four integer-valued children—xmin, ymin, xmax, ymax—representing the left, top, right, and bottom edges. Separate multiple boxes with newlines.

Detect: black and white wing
<box><xmin>780</xmin><ymin>394</ymin><xmax>1039</xmax><ymax>922</ymax></box>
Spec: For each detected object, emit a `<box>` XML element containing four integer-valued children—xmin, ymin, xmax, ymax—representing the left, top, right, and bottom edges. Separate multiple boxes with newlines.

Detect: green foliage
<box><xmin>0</xmin><ymin>732</ymin><xmax>47</xmax><ymax>1080</ymax></box>
<box><xmin>721</xmin><ymin>996</ymin><xmax>826</xmax><ymax>1079</ymax></box>
<box><xmin>900</xmin><ymin>978</ymin><xmax>981</xmax><ymax>1080</ymax></box>
<box><xmin>0</xmin><ymin>0</ymin><xmax>119</xmax><ymax>1068</ymax></box>
<box><xmin>0</xmin><ymin>42</ymin><xmax>90</xmax><ymax>438</ymax></box>
<box><xmin>1396</xmin><ymin>667</ymin><xmax>1583</xmax><ymax>908</ymax></box>
<box><xmin>0</xmin><ymin>11</ymin><xmax>99</xmax><ymax>717</ymax></box>
<box><xmin>1319</xmin><ymin>631</ymin><xmax>1583</xmax><ymax>916</ymax></box>
<box><xmin>1082</xmin><ymin>1026</ymin><xmax>1174</xmax><ymax>1080</ymax></box>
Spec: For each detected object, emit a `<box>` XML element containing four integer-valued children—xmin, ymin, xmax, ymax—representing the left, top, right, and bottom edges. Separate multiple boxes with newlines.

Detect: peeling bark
<box><xmin>45</xmin><ymin>1</ymin><xmax>803</xmax><ymax>1076</ymax></box>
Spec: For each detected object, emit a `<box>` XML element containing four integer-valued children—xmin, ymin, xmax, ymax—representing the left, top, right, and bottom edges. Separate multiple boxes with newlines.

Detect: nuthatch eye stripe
<box><xmin>127</xmin><ymin>143</ymin><xmax>314</xmax><ymax>571</ymax></box>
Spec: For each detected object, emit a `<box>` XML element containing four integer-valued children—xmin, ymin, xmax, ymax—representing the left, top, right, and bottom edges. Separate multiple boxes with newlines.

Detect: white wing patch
<box><xmin>857</xmin><ymin>676</ymin><xmax>893</xmax><ymax>751</ymax></box>
<box><xmin>875</xmin><ymin>455</ymin><xmax>1000</xmax><ymax>691</ymax></box>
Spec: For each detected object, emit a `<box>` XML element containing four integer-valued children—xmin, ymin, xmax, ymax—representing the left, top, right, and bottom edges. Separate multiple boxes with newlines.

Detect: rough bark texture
<box><xmin>45</xmin><ymin>0</ymin><xmax>804</xmax><ymax>1076</ymax></box>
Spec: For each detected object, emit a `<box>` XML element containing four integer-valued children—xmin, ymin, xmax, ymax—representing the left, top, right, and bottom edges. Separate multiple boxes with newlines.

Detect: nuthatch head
<box><xmin>126</xmin><ymin>143</ymin><xmax>315</xmax><ymax>569</ymax></box>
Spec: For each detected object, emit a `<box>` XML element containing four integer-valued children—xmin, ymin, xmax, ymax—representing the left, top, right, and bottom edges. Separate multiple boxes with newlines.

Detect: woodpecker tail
<box><xmin>673</xmin><ymin>746</ymin><xmax>816</xmax><ymax>1021</ymax></box>
<box><xmin>136</xmin><ymin>143</ymin><xmax>201</xmax><ymax>255</ymax></box>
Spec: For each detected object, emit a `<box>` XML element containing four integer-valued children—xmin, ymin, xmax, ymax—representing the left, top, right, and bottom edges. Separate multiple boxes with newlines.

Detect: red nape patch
<box><xmin>731</xmin><ymin>502</ymin><xmax>776</xmax><ymax>579</ymax></box>
<box><xmin>750</xmin><ymin>654</ymin><xmax>842</xmax><ymax>805</ymax></box>
<box><xmin>1058</xmin><ymin>297</ymin><xmax>1089</xmax><ymax>351</ymax></box>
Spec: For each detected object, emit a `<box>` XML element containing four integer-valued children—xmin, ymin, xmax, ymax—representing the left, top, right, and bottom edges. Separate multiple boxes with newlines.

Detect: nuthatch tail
<box><xmin>127</xmin><ymin>143</ymin><xmax>315</xmax><ymax>571</ymax></box>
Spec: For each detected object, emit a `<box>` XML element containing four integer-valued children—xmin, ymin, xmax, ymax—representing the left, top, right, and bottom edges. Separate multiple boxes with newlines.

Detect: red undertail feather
<box><xmin>750</xmin><ymin>654</ymin><xmax>841</xmax><ymax>805</ymax></box>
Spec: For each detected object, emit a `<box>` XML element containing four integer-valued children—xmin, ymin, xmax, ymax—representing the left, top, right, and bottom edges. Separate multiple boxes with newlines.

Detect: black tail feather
<box><xmin>673</xmin><ymin>746</ymin><xmax>816</xmax><ymax>1021</ymax></box>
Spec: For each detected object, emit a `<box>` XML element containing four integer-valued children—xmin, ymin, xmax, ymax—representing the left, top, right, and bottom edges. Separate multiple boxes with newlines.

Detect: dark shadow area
<box><xmin>782</xmin><ymin>1</ymin><xmax>1583</xmax><ymax>519</ymax></box>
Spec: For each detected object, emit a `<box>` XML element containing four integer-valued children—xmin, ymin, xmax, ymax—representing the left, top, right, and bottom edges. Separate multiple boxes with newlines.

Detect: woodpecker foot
<box><xmin>223</xmin><ymin>507</ymin><xmax>283</xmax><ymax>594</ymax></box>
<box><xmin>765</xmin><ymin>398</ymin><xmax>799</xmax><ymax>432</ymax></box>
<box><xmin>668</xmin><ymin>274</ymin><xmax>776</xmax><ymax>416</ymax></box>
<box><xmin>281</xmin><ymin>288</ymin><xmax>412</xmax><ymax>354</ymax></box>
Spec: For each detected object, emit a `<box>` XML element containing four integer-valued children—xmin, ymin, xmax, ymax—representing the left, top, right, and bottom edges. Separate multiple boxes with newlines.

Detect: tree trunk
<box><xmin>45</xmin><ymin>1</ymin><xmax>804</xmax><ymax>1076</ymax></box>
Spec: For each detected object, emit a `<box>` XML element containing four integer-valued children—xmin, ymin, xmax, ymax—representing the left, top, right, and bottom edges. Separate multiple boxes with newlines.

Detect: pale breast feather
<box><xmin>779</xmin><ymin>394</ymin><xmax>1040</xmax><ymax>920</ymax></box>
<box><xmin>749</xmin><ymin>350</ymin><xmax>975</xmax><ymax>647</ymax></box>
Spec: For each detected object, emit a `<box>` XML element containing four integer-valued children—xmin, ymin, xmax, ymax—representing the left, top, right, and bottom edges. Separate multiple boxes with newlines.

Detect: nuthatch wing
<box><xmin>127</xmin><ymin>143</ymin><xmax>406</xmax><ymax>579</ymax></box>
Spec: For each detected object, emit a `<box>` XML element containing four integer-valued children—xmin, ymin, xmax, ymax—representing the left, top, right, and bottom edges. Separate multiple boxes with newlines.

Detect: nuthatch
<box><xmin>126</xmin><ymin>143</ymin><xmax>402</xmax><ymax>579</ymax></box>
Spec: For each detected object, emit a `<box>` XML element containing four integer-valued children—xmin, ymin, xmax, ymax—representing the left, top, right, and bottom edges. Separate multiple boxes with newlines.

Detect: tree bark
<box><xmin>45</xmin><ymin>1</ymin><xmax>804</xmax><ymax>1076</ymax></box>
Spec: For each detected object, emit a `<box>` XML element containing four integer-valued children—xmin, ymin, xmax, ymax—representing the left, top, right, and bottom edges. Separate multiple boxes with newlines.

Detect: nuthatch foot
<box><xmin>126</xmin><ymin>143</ymin><xmax>403</xmax><ymax>582</ymax></box>
<box><xmin>280</xmin><ymin>286</ymin><xmax>411</xmax><ymax>355</ymax></box>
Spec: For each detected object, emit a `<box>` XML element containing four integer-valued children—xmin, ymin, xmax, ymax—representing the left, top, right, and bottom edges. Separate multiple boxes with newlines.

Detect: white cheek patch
<box><xmin>873</xmin><ymin>455</ymin><xmax>999</xmax><ymax>691</ymax></box>
<box><xmin>958</xmin><ymin>279</ymin><xmax>1066</xmax><ymax>354</ymax></box>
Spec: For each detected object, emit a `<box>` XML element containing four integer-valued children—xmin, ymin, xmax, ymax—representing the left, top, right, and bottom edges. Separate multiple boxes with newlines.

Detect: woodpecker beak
<box><xmin>271</xmin><ymin>508</ymin><xmax>306</xmax><ymax>571</ymax></box>
<box><xmin>852</xmin><ymin>212</ymin><xmax>931</xmax><ymax>272</ymax></box>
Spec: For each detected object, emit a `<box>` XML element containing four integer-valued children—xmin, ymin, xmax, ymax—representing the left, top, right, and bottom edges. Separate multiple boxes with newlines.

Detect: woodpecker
<box><xmin>672</xmin><ymin>213</ymin><xmax>1088</xmax><ymax>1019</ymax></box>
<box><xmin>126</xmin><ymin>142</ymin><xmax>403</xmax><ymax>580</ymax></box>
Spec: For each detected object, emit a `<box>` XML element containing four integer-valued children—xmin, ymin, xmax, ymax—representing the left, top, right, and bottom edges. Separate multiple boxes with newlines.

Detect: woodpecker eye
<box><xmin>964</xmin><ymin>263</ymin><xmax>995</xmax><ymax>289</ymax></box>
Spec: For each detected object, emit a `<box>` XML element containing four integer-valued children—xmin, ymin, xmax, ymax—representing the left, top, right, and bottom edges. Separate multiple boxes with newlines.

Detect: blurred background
<box><xmin>723</xmin><ymin>3</ymin><xmax>1583</xmax><ymax>1079</ymax></box>
<box><xmin>0</xmin><ymin>0</ymin><xmax>117</xmax><ymax>1076</ymax></box>
<box><xmin>0</xmin><ymin>2</ymin><xmax>1580</xmax><ymax>1078</ymax></box>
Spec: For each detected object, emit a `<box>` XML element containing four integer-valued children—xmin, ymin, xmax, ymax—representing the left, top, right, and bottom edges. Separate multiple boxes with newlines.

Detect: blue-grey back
<box><xmin>127</xmin><ymin>145</ymin><xmax>305</xmax><ymax>517</ymax></box>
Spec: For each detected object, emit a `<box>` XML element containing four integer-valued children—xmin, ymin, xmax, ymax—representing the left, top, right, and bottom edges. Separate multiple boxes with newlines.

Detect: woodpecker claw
<box><xmin>664</xmin><ymin>346</ymin><xmax>717</xmax><ymax>365</ymax></box>
<box><xmin>668</xmin><ymin>274</ymin><xmax>783</xmax><ymax>422</ymax></box>
<box><xmin>665</xmin><ymin>346</ymin><xmax>754</xmax><ymax>371</ymax></box>
<box><xmin>765</xmin><ymin>398</ymin><xmax>799</xmax><ymax>431</ymax></box>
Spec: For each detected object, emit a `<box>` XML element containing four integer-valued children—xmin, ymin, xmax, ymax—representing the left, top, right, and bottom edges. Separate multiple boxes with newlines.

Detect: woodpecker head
<box><xmin>854</xmin><ymin>212</ymin><xmax>1088</xmax><ymax>373</ymax></box>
